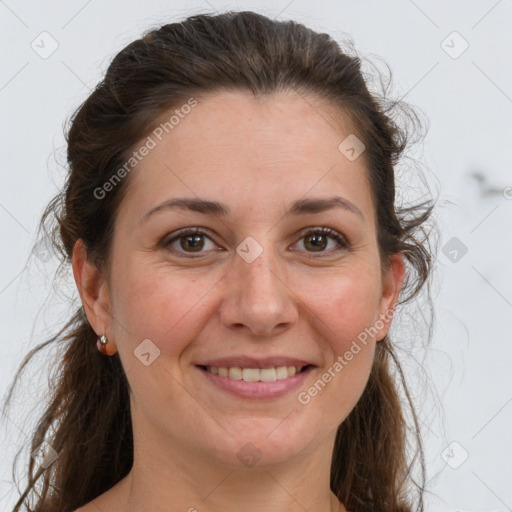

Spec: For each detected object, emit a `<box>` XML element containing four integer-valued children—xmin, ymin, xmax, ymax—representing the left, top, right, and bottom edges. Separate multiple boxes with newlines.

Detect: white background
<box><xmin>1</xmin><ymin>1</ymin><xmax>511</xmax><ymax>511</ymax></box>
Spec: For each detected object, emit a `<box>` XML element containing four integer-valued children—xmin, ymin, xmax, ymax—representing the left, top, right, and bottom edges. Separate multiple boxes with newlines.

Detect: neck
<box><xmin>108</xmin><ymin>427</ymin><xmax>346</xmax><ymax>512</ymax></box>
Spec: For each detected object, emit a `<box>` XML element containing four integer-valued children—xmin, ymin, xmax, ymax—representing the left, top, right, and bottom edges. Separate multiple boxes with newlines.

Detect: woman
<box><xmin>3</xmin><ymin>10</ymin><xmax>435</xmax><ymax>512</ymax></box>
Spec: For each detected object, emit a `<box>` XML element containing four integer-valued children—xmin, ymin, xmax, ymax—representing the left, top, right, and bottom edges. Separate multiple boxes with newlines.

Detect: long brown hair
<box><xmin>2</xmin><ymin>10</ymin><xmax>436</xmax><ymax>512</ymax></box>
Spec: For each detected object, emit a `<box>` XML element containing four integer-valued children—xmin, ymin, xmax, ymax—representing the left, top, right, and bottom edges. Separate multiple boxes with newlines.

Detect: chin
<box><xmin>206</xmin><ymin>417</ymin><xmax>320</xmax><ymax>469</ymax></box>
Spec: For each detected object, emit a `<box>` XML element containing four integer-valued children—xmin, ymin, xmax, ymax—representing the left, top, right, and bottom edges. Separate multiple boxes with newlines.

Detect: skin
<box><xmin>73</xmin><ymin>89</ymin><xmax>404</xmax><ymax>512</ymax></box>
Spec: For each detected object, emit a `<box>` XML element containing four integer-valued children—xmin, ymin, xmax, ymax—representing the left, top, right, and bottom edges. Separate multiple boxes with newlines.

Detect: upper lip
<box><xmin>196</xmin><ymin>356</ymin><xmax>315</xmax><ymax>369</ymax></box>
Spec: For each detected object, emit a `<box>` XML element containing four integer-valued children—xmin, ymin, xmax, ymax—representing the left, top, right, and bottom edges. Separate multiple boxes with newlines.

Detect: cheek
<box><xmin>298</xmin><ymin>263</ymin><xmax>383</xmax><ymax>348</ymax></box>
<box><xmin>299</xmin><ymin>282</ymin><xmax>379</xmax><ymax>425</ymax></box>
<box><xmin>330</xmin><ymin>281</ymin><xmax>381</xmax><ymax>347</ymax></box>
<box><xmin>110</xmin><ymin>243</ymin><xmax>383</xmax><ymax>363</ymax></box>
<box><xmin>298</xmin><ymin>265</ymin><xmax>381</xmax><ymax>404</ymax></box>
<box><xmin>110</xmin><ymin>259</ymin><xmax>218</xmax><ymax>355</ymax></box>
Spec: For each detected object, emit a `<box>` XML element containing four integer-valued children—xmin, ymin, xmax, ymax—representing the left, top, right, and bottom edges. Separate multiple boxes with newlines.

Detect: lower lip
<box><xmin>197</xmin><ymin>365</ymin><xmax>314</xmax><ymax>399</ymax></box>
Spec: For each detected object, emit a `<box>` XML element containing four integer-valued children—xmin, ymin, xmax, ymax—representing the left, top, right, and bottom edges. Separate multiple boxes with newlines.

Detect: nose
<box><xmin>218</xmin><ymin>247</ymin><xmax>299</xmax><ymax>338</ymax></box>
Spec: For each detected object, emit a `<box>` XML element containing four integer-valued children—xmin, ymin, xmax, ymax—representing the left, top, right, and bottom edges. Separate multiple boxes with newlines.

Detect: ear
<box><xmin>375</xmin><ymin>253</ymin><xmax>405</xmax><ymax>341</ymax></box>
<box><xmin>72</xmin><ymin>239</ymin><xmax>113</xmax><ymax>342</ymax></box>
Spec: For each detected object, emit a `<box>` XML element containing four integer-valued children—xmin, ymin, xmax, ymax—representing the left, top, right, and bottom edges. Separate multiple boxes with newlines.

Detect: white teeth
<box><xmin>206</xmin><ymin>365</ymin><xmax>304</xmax><ymax>382</ymax></box>
<box><xmin>275</xmin><ymin>366</ymin><xmax>288</xmax><ymax>380</ymax></box>
<box><xmin>259</xmin><ymin>368</ymin><xmax>277</xmax><ymax>382</ymax></box>
<box><xmin>228</xmin><ymin>367</ymin><xmax>243</xmax><ymax>380</ymax></box>
<box><xmin>242</xmin><ymin>368</ymin><xmax>260</xmax><ymax>382</ymax></box>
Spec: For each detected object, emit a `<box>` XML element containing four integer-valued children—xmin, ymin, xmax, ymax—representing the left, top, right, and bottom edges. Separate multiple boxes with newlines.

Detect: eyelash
<box><xmin>160</xmin><ymin>227</ymin><xmax>350</xmax><ymax>258</ymax></box>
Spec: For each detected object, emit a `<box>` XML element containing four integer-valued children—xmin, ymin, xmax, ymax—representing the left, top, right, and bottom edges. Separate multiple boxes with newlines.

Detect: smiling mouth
<box><xmin>199</xmin><ymin>365</ymin><xmax>312</xmax><ymax>382</ymax></box>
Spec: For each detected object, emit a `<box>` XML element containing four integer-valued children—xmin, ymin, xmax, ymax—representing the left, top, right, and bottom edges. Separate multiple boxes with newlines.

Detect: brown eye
<box><xmin>179</xmin><ymin>233</ymin><xmax>205</xmax><ymax>252</ymax></box>
<box><xmin>294</xmin><ymin>228</ymin><xmax>349</xmax><ymax>255</ymax></box>
<box><xmin>162</xmin><ymin>228</ymin><xmax>218</xmax><ymax>256</ymax></box>
<box><xmin>161</xmin><ymin>226</ymin><xmax>349</xmax><ymax>258</ymax></box>
<box><xmin>303</xmin><ymin>233</ymin><xmax>328</xmax><ymax>252</ymax></box>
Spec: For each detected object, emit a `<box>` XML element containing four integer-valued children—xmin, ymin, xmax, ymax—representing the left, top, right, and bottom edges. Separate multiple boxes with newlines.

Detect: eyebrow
<box><xmin>141</xmin><ymin>196</ymin><xmax>365</xmax><ymax>223</ymax></box>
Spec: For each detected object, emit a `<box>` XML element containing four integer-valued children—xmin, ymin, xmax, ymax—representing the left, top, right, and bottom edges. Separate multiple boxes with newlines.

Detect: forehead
<box><xmin>119</xmin><ymin>89</ymin><xmax>374</xmax><ymax>226</ymax></box>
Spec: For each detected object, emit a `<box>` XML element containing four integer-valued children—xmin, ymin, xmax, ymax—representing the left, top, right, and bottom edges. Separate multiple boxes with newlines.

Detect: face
<box><xmin>77</xmin><ymin>89</ymin><xmax>403</xmax><ymax>470</ymax></box>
